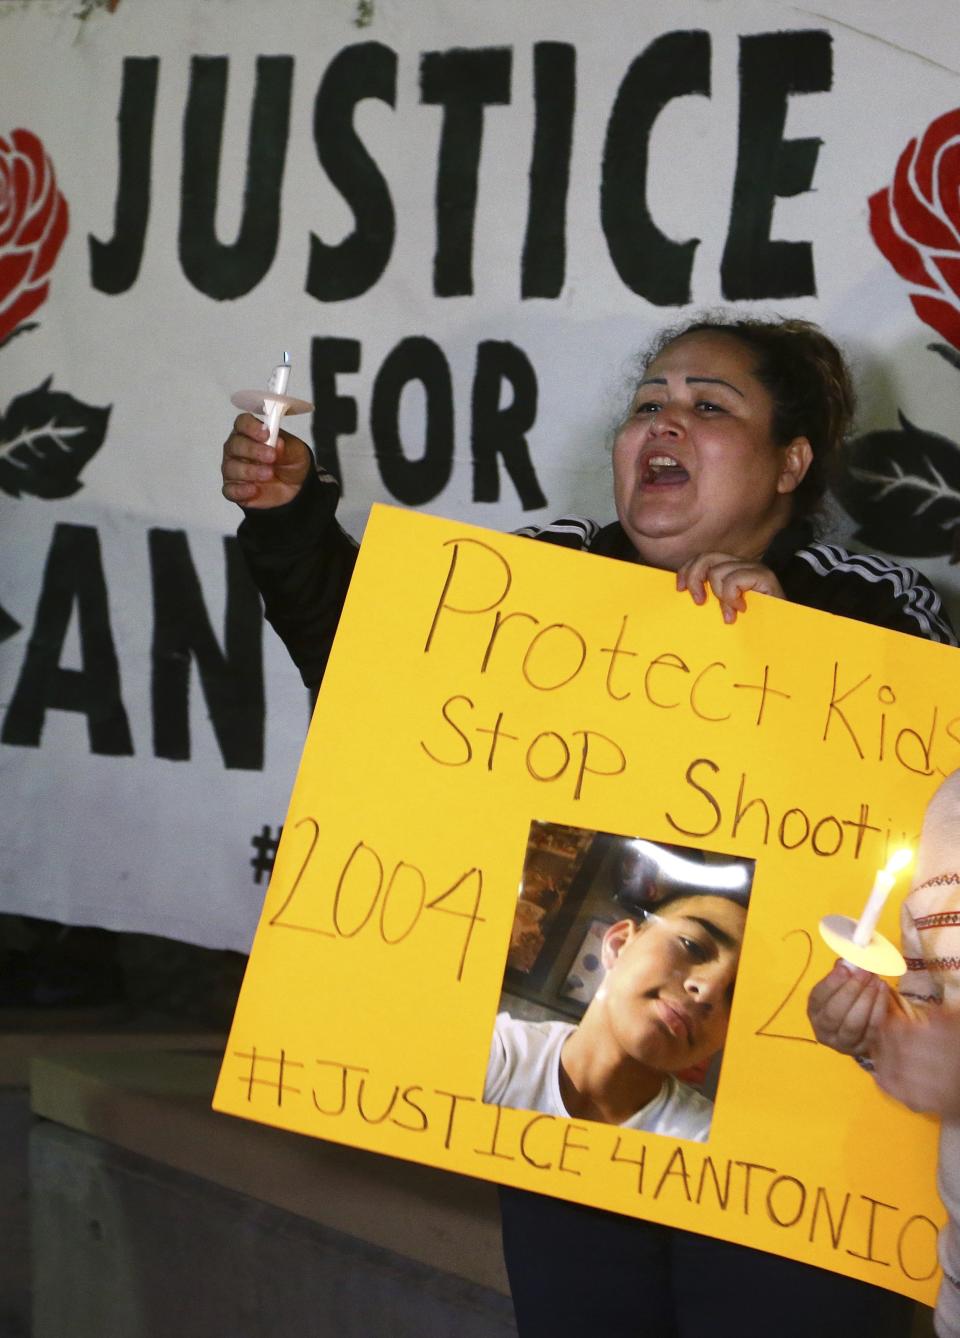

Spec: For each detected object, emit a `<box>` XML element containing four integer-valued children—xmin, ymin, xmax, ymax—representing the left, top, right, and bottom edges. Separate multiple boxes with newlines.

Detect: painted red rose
<box><xmin>0</xmin><ymin>129</ymin><xmax>69</xmax><ymax>344</ymax></box>
<box><xmin>869</xmin><ymin>108</ymin><xmax>960</xmax><ymax>349</ymax></box>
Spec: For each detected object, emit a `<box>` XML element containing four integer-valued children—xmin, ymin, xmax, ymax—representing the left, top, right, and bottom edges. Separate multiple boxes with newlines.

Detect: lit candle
<box><xmin>852</xmin><ymin>847</ymin><xmax>913</xmax><ymax>947</ymax></box>
<box><xmin>230</xmin><ymin>352</ymin><xmax>313</xmax><ymax>443</ymax></box>
<box><xmin>267</xmin><ymin>352</ymin><xmax>291</xmax><ymax>397</ymax></box>
<box><xmin>263</xmin><ymin>351</ymin><xmax>291</xmax><ymax>447</ymax></box>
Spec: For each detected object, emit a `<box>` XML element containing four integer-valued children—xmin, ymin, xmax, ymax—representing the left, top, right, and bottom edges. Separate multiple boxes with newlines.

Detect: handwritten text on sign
<box><xmin>215</xmin><ymin>506</ymin><xmax>959</xmax><ymax>1304</ymax></box>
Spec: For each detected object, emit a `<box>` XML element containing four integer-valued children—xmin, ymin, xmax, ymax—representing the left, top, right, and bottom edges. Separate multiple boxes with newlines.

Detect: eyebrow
<box><xmin>639</xmin><ymin>375</ymin><xmax>745</xmax><ymax>399</ymax></box>
<box><xmin>681</xmin><ymin>914</ymin><xmax>741</xmax><ymax>951</ymax></box>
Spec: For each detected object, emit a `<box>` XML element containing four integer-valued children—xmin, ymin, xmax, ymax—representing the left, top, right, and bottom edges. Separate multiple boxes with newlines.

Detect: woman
<box><xmin>223</xmin><ymin>319</ymin><xmax>954</xmax><ymax>689</ymax></box>
<box><xmin>222</xmin><ymin>316</ymin><xmax>956</xmax><ymax>1336</ymax></box>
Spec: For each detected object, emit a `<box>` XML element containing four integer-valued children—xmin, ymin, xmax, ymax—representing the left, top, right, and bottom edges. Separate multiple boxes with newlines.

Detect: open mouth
<box><xmin>641</xmin><ymin>452</ymin><xmax>690</xmax><ymax>487</ymax></box>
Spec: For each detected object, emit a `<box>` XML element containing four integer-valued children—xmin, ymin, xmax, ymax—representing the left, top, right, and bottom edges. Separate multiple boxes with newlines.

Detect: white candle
<box><xmin>264</xmin><ymin>352</ymin><xmax>291</xmax><ymax>446</ymax></box>
<box><xmin>852</xmin><ymin>848</ymin><xmax>912</xmax><ymax>947</ymax></box>
<box><xmin>267</xmin><ymin>352</ymin><xmax>291</xmax><ymax>397</ymax></box>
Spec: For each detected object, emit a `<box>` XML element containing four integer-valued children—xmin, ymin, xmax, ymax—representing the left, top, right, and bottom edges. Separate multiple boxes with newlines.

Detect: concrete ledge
<box><xmin>0</xmin><ymin>1018</ymin><xmax>227</xmax><ymax>1088</ymax></box>
<box><xmin>29</xmin><ymin>1050</ymin><xmax>509</xmax><ymax>1294</ymax></box>
<box><xmin>31</xmin><ymin>1123</ymin><xmax>516</xmax><ymax>1338</ymax></box>
<box><xmin>0</xmin><ymin>1089</ymin><xmax>32</xmax><ymax>1338</ymax></box>
<box><xmin>27</xmin><ymin>1050</ymin><xmax>936</xmax><ymax>1338</ymax></box>
<box><xmin>0</xmin><ymin>1025</ymin><xmax>230</xmax><ymax>1338</ymax></box>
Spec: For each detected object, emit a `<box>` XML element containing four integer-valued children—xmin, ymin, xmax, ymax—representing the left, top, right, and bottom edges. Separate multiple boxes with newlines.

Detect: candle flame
<box><xmin>885</xmin><ymin>847</ymin><xmax>913</xmax><ymax>878</ymax></box>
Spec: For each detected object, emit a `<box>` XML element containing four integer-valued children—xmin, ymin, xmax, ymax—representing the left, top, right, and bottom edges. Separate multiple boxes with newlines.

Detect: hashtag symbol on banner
<box><xmin>250</xmin><ymin>825</ymin><xmax>283</xmax><ymax>883</ymax></box>
<box><xmin>234</xmin><ymin>1046</ymin><xmax>303</xmax><ymax>1108</ymax></box>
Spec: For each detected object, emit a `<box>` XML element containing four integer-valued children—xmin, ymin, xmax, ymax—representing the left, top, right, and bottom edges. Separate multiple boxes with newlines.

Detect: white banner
<box><xmin>2</xmin><ymin>0</ymin><xmax>959</xmax><ymax>949</ymax></box>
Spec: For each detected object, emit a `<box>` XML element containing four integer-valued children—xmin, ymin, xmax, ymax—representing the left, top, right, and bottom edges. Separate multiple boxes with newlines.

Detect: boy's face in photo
<box><xmin>598</xmin><ymin>895</ymin><xmax>747</xmax><ymax>1072</ymax></box>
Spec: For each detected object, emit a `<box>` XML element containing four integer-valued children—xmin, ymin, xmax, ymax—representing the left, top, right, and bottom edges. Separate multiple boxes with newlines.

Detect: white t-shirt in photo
<box><xmin>484</xmin><ymin>1013</ymin><xmax>714</xmax><ymax>1142</ymax></box>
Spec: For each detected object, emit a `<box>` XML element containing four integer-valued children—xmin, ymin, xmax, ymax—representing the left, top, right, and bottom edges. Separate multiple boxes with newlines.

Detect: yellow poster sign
<box><xmin>214</xmin><ymin>505</ymin><xmax>960</xmax><ymax>1304</ymax></box>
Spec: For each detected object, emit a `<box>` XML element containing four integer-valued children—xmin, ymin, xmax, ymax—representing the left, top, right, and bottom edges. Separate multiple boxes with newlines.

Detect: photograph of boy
<box><xmin>485</xmin><ymin>888</ymin><xmax>748</xmax><ymax>1140</ymax></box>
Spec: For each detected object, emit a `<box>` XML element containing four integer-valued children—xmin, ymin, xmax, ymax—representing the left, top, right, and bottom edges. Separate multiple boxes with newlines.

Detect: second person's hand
<box><xmin>807</xmin><ymin>961</ymin><xmax>890</xmax><ymax>1057</ymax></box>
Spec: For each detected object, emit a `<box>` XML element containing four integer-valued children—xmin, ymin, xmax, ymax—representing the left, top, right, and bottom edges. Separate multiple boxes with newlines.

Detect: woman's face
<box><xmin>612</xmin><ymin>332</ymin><xmax>810</xmax><ymax>570</ymax></box>
<box><xmin>598</xmin><ymin>895</ymin><xmax>747</xmax><ymax>1073</ymax></box>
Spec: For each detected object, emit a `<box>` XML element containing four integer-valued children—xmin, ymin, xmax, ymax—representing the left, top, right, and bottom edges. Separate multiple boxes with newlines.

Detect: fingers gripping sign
<box><xmin>675</xmin><ymin>552</ymin><xmax>786</xmax><ymax>624</ymax></box>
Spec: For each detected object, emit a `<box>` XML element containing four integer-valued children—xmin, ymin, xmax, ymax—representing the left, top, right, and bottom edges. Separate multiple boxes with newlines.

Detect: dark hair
<box><xmin>640</xmin><ymin>315</ymin><xmax>856</xmax><ymax>518</ymax></box>
<box><xmin>645</xmin><ymin>885</ymin><xmax>751</xmax><ymax>914</ymax></box>
<box><xmin>618</xmin><ymin>880</ymin><xmax>752</xmax><ymax>923</ymax></box>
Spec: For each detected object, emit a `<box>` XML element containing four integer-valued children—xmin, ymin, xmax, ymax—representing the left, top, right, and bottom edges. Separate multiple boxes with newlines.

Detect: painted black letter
<box><xmin>420</xmin><ymin>48</ymin><xmax>512</xmax><ymax>296</ymax></box>
<box><xmin>149</xmin><ymin>532</ymin><xmax>264</xmax><ymax>769</ymax></box>
<box><xmin>179</xmin><ymin>55</ymin><xmax>293</xmax><ymax>299</ymax></box>
<box><xmin>601</xmin><ymin>31</ymin><xmax>710</xmax><ymax>304</ymax></box>
<box><xmin>370</xmin><ymin>337</ymin><xmax>454</xmax><ymax>505</ymax></box>
<box><xmin>2</xmin><ymin>524</ymin><xmax>133</xmax><ymax>755</ymax></box>
<box><xmin>90</xmin><ymin>57</ymin><xmax>159</xmax><ymax>294</ymax></box>
<box><xmin>310</xmin><ymin>337</ymin><xmax>362</xmax><ymax>487</ymax></box>
<box><xmin>307</xmin><ymin>43</ymin><xmax>397</xmax><ymax>302</ymax></box>
<box><xmin>721</xmin><ymin>31</ymin><xmax>832</xmax><ymax>300</ymax></box>
<box><xmin>521</xmin><ymin>43</ymin><xmax>576</xmax><ymax>299</ymax></box>
<box><xmin>471</xmin><ymin>340</ymin><xmax>546</xmax><ymax>509</ymax></box>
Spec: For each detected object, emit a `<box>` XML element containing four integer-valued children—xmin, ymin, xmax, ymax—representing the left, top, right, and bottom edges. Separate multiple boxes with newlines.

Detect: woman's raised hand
<box><xmin>221</xmin><ymin>413</ymin><xmax>312</xmax><ymax>510</ymax></box>
<box><xmin>676</xmin><ymin>552</ymin><xmax>785</xmax><ymax>623</ymax></box>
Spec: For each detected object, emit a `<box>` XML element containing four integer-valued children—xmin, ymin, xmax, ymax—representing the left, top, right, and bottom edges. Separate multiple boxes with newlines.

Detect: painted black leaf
<box><xmin>928</xmin><ymin>342</ymin><xmax>960</xmax><ymax>372</ymax></box>
<box><xmin>0</xmin><ymin>602</ymin><xmax>20</xmax><ymax>644</ymax></box>
<box><xmin>0</xmin><ymin>321</ymin><xmax>38</xmax><ymax>353</ymax></box>
<box><xmin>834</xmin><ymin>411</ymin><xmax>960</xmax><ymax>558</ymax></box>
<box><xmin>0</xmin><ymin>377</ymin><xmax>111</xmax><ymax>500</ymax></box>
